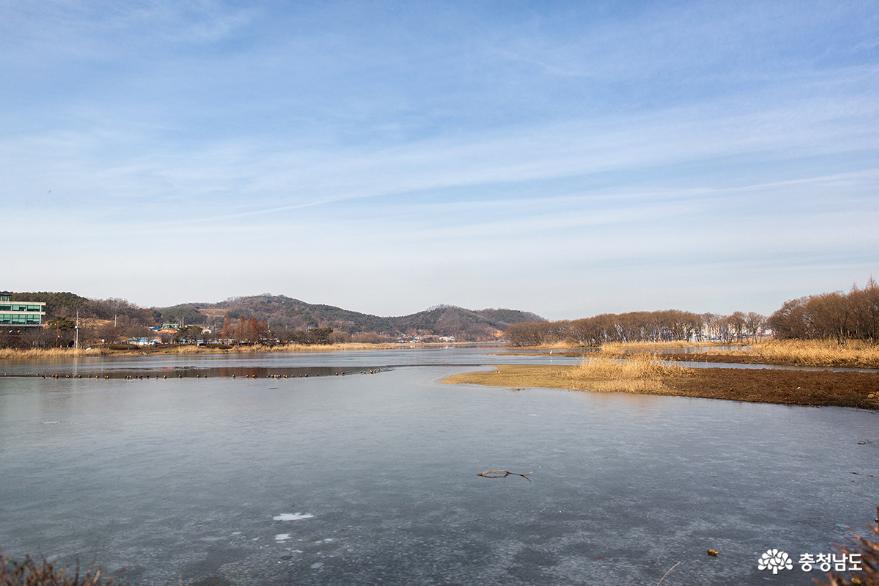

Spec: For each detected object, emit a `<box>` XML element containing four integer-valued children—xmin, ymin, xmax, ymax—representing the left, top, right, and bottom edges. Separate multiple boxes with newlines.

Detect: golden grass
<box><xmin>443</xmin><ymin>359</ymin><xmax>879</xmax><ymax>409</ymax></box>
<box><xmin>515</xmin><ymin>341</ymin><xmax>581</xmax><ymax>350</ymax></box>
<box><xmin>565</xmin><ymin>354</ymin><xmax>693</xmax><ymax>393</ymax></box>
<box><xmin>0</xmin><ymin>553</ymin><xmax>111</xmax><ymax>585</ymax></box>
<box><xmin>0</xmin><ymin>347</ymin><xmax>108</xmax><ymax>360</ymax></box>
<box><xmin>166</xmin><ymin>342</ymin><xmax>402</xmax><ymax>354</ymax></box>
<box><xmin>599</xmin><ymin>340</ymin><xmax>740</xmax><ymax>356</ymax></box>
<box><xmin>445</xmin><ymin>354</ymin><xmax>693</xmax><ymax>395</ymax></box>
<box><xmin>709</xmin><ymin>339</ymin><xmax>879</xmax><ymax>368</ymax></box>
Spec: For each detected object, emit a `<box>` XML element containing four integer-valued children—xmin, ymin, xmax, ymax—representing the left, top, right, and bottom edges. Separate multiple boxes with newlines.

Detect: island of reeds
<box><xmin>444</xmin><ymin>278</ymin><xmax>879</xmax><ymax>410</ymax></box>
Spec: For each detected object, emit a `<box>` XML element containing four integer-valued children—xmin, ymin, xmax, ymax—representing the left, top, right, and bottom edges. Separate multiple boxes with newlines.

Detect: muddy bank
<box><xmin>444</xmin><ymin>365</ymin><xmax>879</xmax><ymax>410</ymax></box>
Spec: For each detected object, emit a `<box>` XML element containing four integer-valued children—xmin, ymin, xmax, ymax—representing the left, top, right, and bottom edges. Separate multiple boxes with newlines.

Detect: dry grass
<box><xmin>0</xmin><ymin>347</ymin><xmax>109</xmax><ymax>360</ymax></box>
<box><xmin>0</xmin><ymin>553</ymin><xmax>112</xmax><ymax>585</ymax></box>
<box><xmin>443</xmin><ymin>360</ymin><xmax>879</xmax><ymax>409</ymax></box>
<box><xmin>165</xmin><ymin>342</ymin><xmax>401</xmax><ymax>354</ymax></box>
<box><xmin>710</xmin><ymin>339</ymin><xmax>879</xmax><ymax>368</ymax></box>
<box><xmin>819</xmin><ymin>506</ymin><xmax>879</xmax><ymax>586</ymax></box>
<box><xmin>445</xmin><ymin>354</ymin><xmax>693</xmax><ymax>395</ymax></box>
<box><xmin>514</xmin><ymin>341</ymin><xmax>581</xmax><ymax>350</ymax></box>
<box><xmin>599</xmin><ymin>340</ymin><xmax>741</xmax><ymax>356</ymax></box>
<box><xmin>565</xmin><ymin>354</ymin><xmax>693</xmax><ymax>393</ymax></box>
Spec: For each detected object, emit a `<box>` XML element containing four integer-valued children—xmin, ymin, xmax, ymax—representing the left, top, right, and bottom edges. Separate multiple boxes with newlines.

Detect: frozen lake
<box><xmin>0</xmin><ymin>348</ymin><xmax>876</xmax><ymax>584</ymax></box>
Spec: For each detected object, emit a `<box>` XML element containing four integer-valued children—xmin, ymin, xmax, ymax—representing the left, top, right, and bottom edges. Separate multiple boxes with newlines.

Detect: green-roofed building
<box><xmin>0</xmin><ymin>292</ymin><xmax>47</xmax><ymax>327</ymax></box>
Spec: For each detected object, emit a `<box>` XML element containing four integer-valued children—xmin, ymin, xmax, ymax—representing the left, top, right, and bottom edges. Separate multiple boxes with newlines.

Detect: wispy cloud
<box><xmin>1</xmin><ymin>0</ymin><xmax>877</xmax><ymax>314</ymax></box>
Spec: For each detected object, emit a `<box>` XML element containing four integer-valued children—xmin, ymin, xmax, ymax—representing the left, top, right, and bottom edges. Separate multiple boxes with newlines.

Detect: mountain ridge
<box><xmin>171</xmin><ymin>294</ymin><xmax>545</xmax><ymax>340</ymax></box>
<box><xmin>10</xmin><ymin>292</ymin><xmax>544</xmax><ymax>341</ymax></box>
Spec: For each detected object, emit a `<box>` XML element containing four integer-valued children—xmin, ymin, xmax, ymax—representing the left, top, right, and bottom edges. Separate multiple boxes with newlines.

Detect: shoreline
<box><xmin>443</xmin><ymin>364</ymin><xmax>879</xmax><ymax>410</ymax></box>
<box><xmin>506</xmin><ymin>340</ymin><xmax>879</xmax><ymax>369</ymax></box>
<box><xmin>0</xmin><ymin>341</ymin><xmax>496</xmax><ymax>361</ymax></box>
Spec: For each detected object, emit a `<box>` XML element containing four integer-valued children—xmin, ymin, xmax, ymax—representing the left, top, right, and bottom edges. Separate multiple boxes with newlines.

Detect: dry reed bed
<box><xmin>505</xmin><ymin>340</ymin><xmax>733</xmax><ymax>358</ymax></box>
<box><xmin>444</xmin><ymin>354</ymin><xmax>879</xmax><ymax>409</ymax></box>
<box><xmin>0</xmin><ymin>553</ymin><xmax>111</xmax><ymax>585</ymax></box>
<box><xmin>819</xmin><ymin>506</ymin><xmax>879</xmax><ymax>586</ymax></box>
<box><xmin>598</xmin><ymin>339</ymin><xmax>879</xmax><ymax>368</ymax></box>
<box><xmin>715</xmin><ymin>339</ymin><xmax>879</xmax><ymax>368</ymax></box>
<box><xmin>0</xmin><ymin>347</ymin><xmax>106</xmax><ymax>360</ymax></box>
<box><xmin>598</xmin><ymin>340</ymin><xmax>741</xmax><ymax>355</ymax></box>
<box><xmin>565</xmin><ymin>354</ymin><xmax>692</xmax><ymax>393</ymax></box>
<box><xmin>164</xmin><ymin>342</ymin><xmax>401</xmax><ymax>354</ymax></box>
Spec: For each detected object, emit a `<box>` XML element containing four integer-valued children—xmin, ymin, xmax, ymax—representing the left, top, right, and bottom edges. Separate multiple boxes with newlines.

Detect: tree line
<box><xmin>0</xmin><ymin>313</ymin><xmax>339</xmax><ymax>349</ymax></box>
<box><xmin>768</xmin><ymin>278</ymin><xmax>879</xmax><ymax>343</ymax></box>
<box><xmin>507</xmin><ymin>310</ymin><xmax>767</xmax><ymax>347</ymax></box>
<box><xmin>509</xmin><ymin>278</ymin><xmax>879</xmax><ymax>347</ymax></box>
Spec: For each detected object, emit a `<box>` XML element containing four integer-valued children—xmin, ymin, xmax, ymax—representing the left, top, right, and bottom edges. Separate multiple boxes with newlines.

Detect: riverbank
<box><xmin>511</xmin><ymin>339</ymin><xmax>879</xmax><ymax>369</ymax></box>
<box><xmin>0</xmin><ymin>342</ymin><xmax>464</xmax><ymax>360</ymax></box>
<box><xmin>443</xmin><ymin>361</ymin><xmax>879</xmax><ymax>409</ymax></box>
<box><xmin>504</xmin><ymin>340</ymin><xmax>744</xmax><ymax>357</ymax></box>
<box><xmin>671</xmin><ymin>339</ymin><xmax>879</xmax><ymax>369</ymax></box>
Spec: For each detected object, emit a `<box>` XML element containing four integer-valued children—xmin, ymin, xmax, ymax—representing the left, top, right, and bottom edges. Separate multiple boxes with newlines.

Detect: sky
<box><xmin>2</xmin><ymin>0</ymin><xmax>878</xmax><ymax>319</ymax></box>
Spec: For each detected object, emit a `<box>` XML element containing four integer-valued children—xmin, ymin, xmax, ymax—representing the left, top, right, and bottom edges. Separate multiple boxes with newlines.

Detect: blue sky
<box><xmin>2</xmin><ymin>1</ymin><xmax>877</xmax><ymax>318</ymax></box>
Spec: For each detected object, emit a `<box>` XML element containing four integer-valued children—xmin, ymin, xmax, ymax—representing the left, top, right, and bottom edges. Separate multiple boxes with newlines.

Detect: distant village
<box><xmin>125</xmin><ymin>322</ymin><xmax>456</xmax><ymax>349</ymax></box>
<box><xmin>0</xmin><ymin>291</ymin><xmax>458</xmax><ymax>349</ymax></box>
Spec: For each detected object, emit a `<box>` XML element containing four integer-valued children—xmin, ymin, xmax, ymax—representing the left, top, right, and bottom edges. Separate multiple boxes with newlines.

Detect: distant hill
<box><xmin>387</xmin><ymin>305</ymin><xmax>545</xmax><ymax>339</ymax></box>
<box><xmin>155</xmin><ymin>295</ymin><xmax>544</xmax><ymax>340</ymax></box>
<box><xmin>10</xmin><ymin>292</ymin><xmax>153</xmax><ymax>323</ymax></box>
<box><xmin>10</xmin><ymin>291</ymin><xmax>543</xmax><ymax>340</ymax></box>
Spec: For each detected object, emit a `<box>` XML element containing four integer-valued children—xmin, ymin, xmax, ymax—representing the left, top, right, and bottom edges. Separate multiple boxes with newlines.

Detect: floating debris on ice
<box><xmin>273</xmin><ymin>513</ymin><xmax>314</xmax><ymax>521</ymax></box>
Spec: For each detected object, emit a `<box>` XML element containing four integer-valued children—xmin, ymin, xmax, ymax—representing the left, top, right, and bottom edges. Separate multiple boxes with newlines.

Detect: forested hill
<box><xmin>10</xmin><ymin>292</ymin><xmax>543</xmax><ymax>340</ymax></box>
<box><xmin>10</xmin><ymin>292</ymin><xmax>153</xmax><ymax>323</ymax></box>
<box><xmin>158</xmin><ymin>296</ymin><xmax>545</xmax><ymax>339</ymax></box>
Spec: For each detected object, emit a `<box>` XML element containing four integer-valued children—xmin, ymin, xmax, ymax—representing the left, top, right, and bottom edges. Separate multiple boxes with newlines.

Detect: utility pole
<box><xmin>74</xmin><ymin>309</ymin><xmax>80</xmax><ymax>350</ymax></box>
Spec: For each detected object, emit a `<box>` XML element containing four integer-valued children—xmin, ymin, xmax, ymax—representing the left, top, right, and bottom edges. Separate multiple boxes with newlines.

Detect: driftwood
<box><xmin>477</xmin><ymin>468</ymin><xmax>532</xmax><ymax>481</ymax></box>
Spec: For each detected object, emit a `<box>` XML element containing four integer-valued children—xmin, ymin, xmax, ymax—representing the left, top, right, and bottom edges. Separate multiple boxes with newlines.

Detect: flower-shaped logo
<box><xmin>757</xmin><ymin>549</ymin><xmax>793</xmax><ymax>574</ymax></box>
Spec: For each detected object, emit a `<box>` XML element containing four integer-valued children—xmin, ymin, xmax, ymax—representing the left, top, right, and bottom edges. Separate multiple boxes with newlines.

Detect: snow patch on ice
<box><xmin>273</xmin><ymin>512</ymin><xmax>314</xmax><ymax>521</ymax></box>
